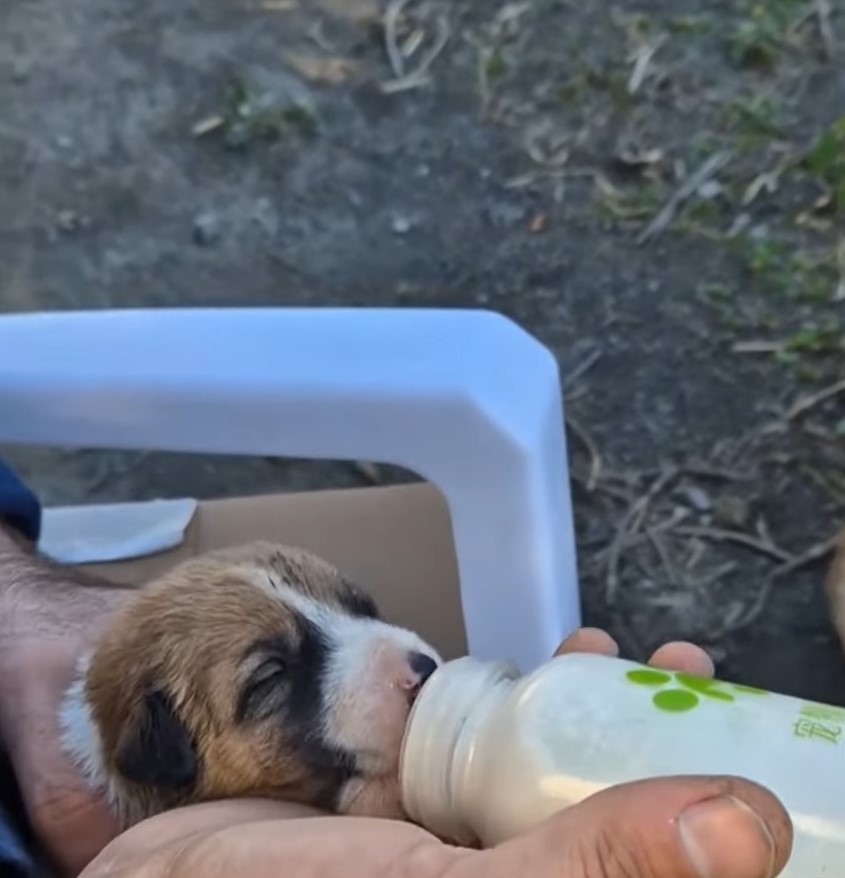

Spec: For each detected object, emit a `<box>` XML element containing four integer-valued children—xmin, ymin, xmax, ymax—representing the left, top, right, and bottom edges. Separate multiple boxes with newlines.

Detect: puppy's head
<box><xmin>61</xmin><ymin>542</ymin><xmax>441</xmax><ymax>825</ymax></box>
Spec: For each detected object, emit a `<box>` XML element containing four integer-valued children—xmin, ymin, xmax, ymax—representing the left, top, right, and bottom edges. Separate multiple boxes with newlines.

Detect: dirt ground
<box><xmin>2</xmin><ymin>0</ymin><xmax>844</xmax><ymax>701</ymax></box>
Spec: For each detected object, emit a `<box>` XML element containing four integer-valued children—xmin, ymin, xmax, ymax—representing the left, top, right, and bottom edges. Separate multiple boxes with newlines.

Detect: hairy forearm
<box><xmin>0</xmin><ymin>523</ymin><xmax>51</xmax><ymax>640</ymax></box>
<box><xmin>0</xmin><ymin>521</ymin><xmax>36</xmax><ymax>569</ymax></box>
<box><xmin>0</xmin><ymin>523</ymin><xmax>126</xmax><ymax>748</ymax></box>
<box><xmin>0</xmin><ymin>523</ymin><xmax>125</xmax><ymax>637</ymax></box>
<box><xmin>0</xmin><ymin>471</ymin><xmax>135</xmax><ymax>874</ymax></box>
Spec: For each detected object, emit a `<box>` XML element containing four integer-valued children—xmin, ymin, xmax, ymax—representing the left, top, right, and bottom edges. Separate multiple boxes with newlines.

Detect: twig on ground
<box><xmin>731</xmin><ymin>579</ymin><xmax>773</xmax><ymax>633</ymax></box>
<box><xmin>756</xmin><ymin>515</ymin><xmax>778</xmax><ymax>552</ymax></box>
<box><xmin>712</xmin><ymin>427</ymin><xmax>764</xmax><ymax>469</ymax></box>
<box><xmin>589</xmin><ymin>507</ymin><xmax>691</xmax><ymax>572</ymax></box>
<box><xmin>769</xmin><ymin>533</ymin><xmax>840</xmax><ymax>581</ymax></box>
<box><xmin>651</xmin><ymin>507</ymin><xmax>692</xmax><ymax>534</ymax></box>
<box><xmin>524</xmin><ymin>122</ymin><xmax>570</xmax><ymax>168</ymax></box>
<box><xmin>803</xmin><ymin>464</ymin><xmax>845</xmax><ymax>506</ymax></box>
<box><xmin>691</xmin><ymin>561</ymin><xmax>738</xmax><ymax>590</ymax></box>
<box><xmin>815</xmin><ymin>0</ymin><xmax>837</xmax><ymax>60</ymax></box>
<box><xmin>383</xmin><ymin>0</ymin><xmax>412</xmax><ymax>78</ymax></box>
<box><xmin>570</xmin><ymin>469</ymin><xmax>632</xmax><ymax>503</ymax></box>
<box><xmin>628</xmin><ymin>34</ymin><xmax>668</xmax><ymax>94</ymax></box>
<box><xmin>566</xmin><ymin>416</ymin><xmax>603</xmax><ymax>491</ymax></box>
<box><xmin>466</xmin><ymin>31</ymin><xmax>498</xmax><ymax>118</ymax></box>
<box><xmin>637</xmin><ymin>150</ymin><xmax>732</xmax><ymax>245</ymax></box>
<box><xmin>672</xmin><ymin>525</ymin><xmax>793</xmax><ymax>563</ymax></box>
<box><xmin>306</xmin><ymin>20</ymin><xmax>335</xmax><ymax>52</ymax></box>
<box><xmin>648</xmin><ymin>528</ymin><xmax>679</xmax><ymax>587</ymax></box>
<box><xmin>723</xmin><ymin>533</ymin><xmax>840</xmax><ymax>636</ymax></box>
<box><xmin>802</xmin><ymin>422</ymin><xmax>844</xmax><ymax>449</ymax></box>
<box><xmin>567</xmin><ymin>347</ymin><xmax>604</xmax><ymax>390</ymax></box>
<box><xmin>786</xmin><ymin>379</ymin><xmax>845</xmax><ymax>421</ymax></box>
<box><xmin>632</xmin><ymin>468</ymin><xmax>679</xmax><ymax>532</ymax></box>
<box><xmin>732</xmin><ymin>340</ymin><xmax>785</xmax><ymax>355</ymax></box>
<box><xmin>504</xmin><ymin>167</ymin><xmax>596</xmax><ymax>190</ymax></box>
<box><xmin>401</xmin><ymin>27</ymin><xmax>426</xmax><ymax>59</ymax></box>
<box><xmin>606</xmin><ymin>466</ymin><xmax>679</xmax><ymax>602</ymax></box>
<box><xmin>742</xmin><ymin>158</ymin><xmax>793</xmax><ymax>208</ymax></box>
<box><xmin>685</xmin><ymin>537</ymin><xmax>706</xmax><ymax>571</ymax></box>
<box><xmin>381</xmin><ymin>1</ymin><xmax>450</xmax><ymax>93</ymax></box>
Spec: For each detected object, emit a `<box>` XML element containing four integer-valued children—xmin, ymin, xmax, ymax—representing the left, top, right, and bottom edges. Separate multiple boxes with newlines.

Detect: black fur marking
<box><xmin>237</xmin><ymin>615</ymin><xmax>358</xmax><ymax>808</ymax></box>
<box><xmin>337</xmin><ymin>581</ymin><xmax>380</xmax><ymax>620</ymax></box>
<box><xmin>115</xmin><ymin>689</ymin><xmax>199</xmax><ymax>791</ymax></box>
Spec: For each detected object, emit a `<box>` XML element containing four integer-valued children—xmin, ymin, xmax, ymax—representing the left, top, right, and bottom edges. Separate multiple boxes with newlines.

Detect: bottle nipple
<box><xmin>399</xmin><ymin>656</ymin><xmax>519</xmax><ymax>845</ymax></box>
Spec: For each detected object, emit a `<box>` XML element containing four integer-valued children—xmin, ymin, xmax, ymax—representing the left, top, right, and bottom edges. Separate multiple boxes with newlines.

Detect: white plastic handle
<box><xmin>0</xmin><ymin>308</ymin><xmax>580</xmax><ymax>671</ymax></box>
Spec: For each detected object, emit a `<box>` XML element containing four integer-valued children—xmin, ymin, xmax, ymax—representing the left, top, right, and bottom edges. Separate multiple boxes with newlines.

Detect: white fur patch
<box><xmin>60</xmin><ymin>653</ymin><xmax>140</xmax><ymax>826</ymax></box>
<box><xmin>59</xmin><ymin>653</ymin><xmax>112</xmax><ymax>798</ymax></box>
<box><xmin>258</xmin><ymin>569</ymin><xmax>440</xmax><ymax>682</ymax></box>
<box><xmin>255</xmin><ymin>567</ymin><xmax>442</xmax><ymax>773</ymax></box>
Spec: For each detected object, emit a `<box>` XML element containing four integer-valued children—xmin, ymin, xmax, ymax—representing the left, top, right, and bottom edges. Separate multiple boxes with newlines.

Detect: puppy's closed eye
<box><xmin>237</xmin><ymin>655</ymin><xmax>290</xmax><ymax>723</ymax></box>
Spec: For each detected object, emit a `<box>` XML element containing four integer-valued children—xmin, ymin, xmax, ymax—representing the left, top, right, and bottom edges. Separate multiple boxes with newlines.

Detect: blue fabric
<box><xmin>0</xmin><ymin>801</ymin><xmax>36</xmax><ymax>877</ymax></box>
<box><xmin>0</xmin><ymin>460</ymin><xmax>41</xmax><ymax>543</ymax></box>
<box><xmin>0</xmin><ymin>459</ymin><xmax>42</xmax><ymax>874</ymax></box>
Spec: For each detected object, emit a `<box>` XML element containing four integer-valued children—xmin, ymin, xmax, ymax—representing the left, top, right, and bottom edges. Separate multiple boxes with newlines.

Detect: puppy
<box><xmin>60</xmin><ymin>541</ymin><xmax>441</xmax><ymax>829</ymax></box>
<box><xmin>825</xmin><ymin>528</ymin><xmax>845</xmax><ymax>654</ymax></box>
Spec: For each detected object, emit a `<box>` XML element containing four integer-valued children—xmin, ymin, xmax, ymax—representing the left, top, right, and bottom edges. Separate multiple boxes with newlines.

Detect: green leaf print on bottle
<box><xmin>625</xmin><ymin>668</ymin><xmax>769</xmax><ymax>713</ymax></box>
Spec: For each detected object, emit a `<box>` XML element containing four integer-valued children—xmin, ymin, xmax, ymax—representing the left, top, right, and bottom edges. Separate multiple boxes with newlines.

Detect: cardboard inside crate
<box><xmin>55</xmin><ymin>483</ymin><xmax>468</xmax><ymax>661</ymax></box>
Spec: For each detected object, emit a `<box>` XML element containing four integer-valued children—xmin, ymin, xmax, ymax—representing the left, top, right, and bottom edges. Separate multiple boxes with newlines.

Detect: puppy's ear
<box><xmin>115</xmin><ymin>688</ymin><xmax>199</xmax><ymax>791</ymax></box>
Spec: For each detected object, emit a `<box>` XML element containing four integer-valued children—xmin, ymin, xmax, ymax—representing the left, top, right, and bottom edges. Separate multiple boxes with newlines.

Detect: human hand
<box><xmin>78</xmin><ymin>630</ymin><xmax>792</xmax><ymax>878</ymax></box>
<box><xmin>0</xmin><ymin>529</ymin><xmax>124</xmax><ymax>876</ymax></box>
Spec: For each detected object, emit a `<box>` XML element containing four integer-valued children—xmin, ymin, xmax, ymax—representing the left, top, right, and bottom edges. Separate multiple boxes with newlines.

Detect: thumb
<box><xmin>473</xmin><ymin>775</ymin><xmax>793</xmax><ymax>878</ymax></box>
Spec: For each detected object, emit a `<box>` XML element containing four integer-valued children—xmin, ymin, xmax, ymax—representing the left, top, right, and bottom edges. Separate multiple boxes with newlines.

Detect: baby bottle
<box><xmin>400</xmin><ymin>652</ymin><xmax>845</xmax><ymax>875</ymax></box>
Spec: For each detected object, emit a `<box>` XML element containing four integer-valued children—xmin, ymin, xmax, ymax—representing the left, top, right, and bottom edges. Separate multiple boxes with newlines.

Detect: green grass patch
<box><xmin>805</xmin><ymin>115</ymin><xmax>845</xmax><ymax>211</ymax></box>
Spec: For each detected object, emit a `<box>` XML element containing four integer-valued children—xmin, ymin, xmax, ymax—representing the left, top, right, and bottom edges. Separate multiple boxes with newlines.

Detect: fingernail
<box><xmin>679</xmin><ymin>796</ymin><xmax>776</xmax><ymax>878</ymax></box>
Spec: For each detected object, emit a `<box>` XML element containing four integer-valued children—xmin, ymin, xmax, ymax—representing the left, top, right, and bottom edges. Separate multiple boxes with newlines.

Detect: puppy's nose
<box><xmin>408</xmin><ymin>651</ymin><xmax>438</xmax><ymax>688</ymax></box>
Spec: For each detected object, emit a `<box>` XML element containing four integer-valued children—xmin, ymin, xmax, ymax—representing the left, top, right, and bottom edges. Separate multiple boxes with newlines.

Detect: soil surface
<box><xmin>2</xmin><ymin>0</ymin><xmax>844</xmax><ymax>701</ymax></box>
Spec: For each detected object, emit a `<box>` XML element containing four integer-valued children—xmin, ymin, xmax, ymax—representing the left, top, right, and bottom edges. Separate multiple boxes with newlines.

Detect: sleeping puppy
<box><xmin>59</xmin><ymin>541</ymin><xmax>441</xmax><ymax>829</ymax></box>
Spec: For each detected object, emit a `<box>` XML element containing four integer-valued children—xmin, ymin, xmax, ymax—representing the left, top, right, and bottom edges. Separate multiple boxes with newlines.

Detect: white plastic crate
<box><xmin>0</xmin><ymin>307</ymin><xmax>580</xmax><ymax>671</ymax></box>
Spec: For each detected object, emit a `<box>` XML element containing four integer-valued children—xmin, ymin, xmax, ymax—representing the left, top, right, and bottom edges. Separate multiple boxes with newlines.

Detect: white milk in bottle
<box><xmin>400</xmin><ymin>652</ymin><xmax>845</xmax><ymax>875</ymax></box>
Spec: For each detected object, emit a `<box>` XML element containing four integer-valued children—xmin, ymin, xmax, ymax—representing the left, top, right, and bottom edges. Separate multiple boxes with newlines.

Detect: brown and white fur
<box><xmin>59</xmin><ymin>541</ymin><xmax>441</xmax><ymax>829</ymax></box>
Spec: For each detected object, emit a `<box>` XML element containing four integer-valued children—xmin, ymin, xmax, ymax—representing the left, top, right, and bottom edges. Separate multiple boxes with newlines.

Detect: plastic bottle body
<box><xmin>400</xmin><ymin>652</ymin><xmax>845</xmax><ymax>875</ymax></box>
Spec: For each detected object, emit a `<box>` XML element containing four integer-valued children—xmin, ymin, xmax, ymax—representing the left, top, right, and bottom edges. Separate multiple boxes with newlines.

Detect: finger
<box><xmin>482</xmin><ymin>775</ymin><xmax>792</xmax><ymax>878</ymax></box>
<box><xmin>554</xmin><ymin>628</ymin><xmax>620</xmax><ymax>658</ymax></box>
<box><xmin>555</xmin><ymin>632</ymin><xmax>714</xmax><ymax>680</ymax></box>
<box><xmin>648</xmin><ymin>642</ymin><xmax>715</xmax><ymax>678</ymax></box>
